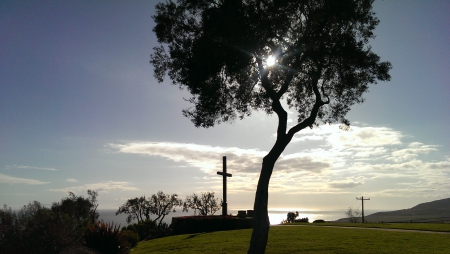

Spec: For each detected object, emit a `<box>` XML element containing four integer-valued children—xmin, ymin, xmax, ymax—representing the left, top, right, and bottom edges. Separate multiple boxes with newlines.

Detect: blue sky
<box><xmin>1</xmin><ymin>0</ymin><xmax>449</xmax><ymax>214</ymax></box>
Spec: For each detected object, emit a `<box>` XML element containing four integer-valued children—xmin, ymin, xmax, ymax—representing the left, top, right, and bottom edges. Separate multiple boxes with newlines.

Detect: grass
<box><xmin>132</xmin><ymin>223</ymin><xmax>450</xmax><ymax>253</ymax></box>
<box><xmin>301</xmin><ymin>222</ymin><xmax>450</xmax><ymax>232</ymax></box>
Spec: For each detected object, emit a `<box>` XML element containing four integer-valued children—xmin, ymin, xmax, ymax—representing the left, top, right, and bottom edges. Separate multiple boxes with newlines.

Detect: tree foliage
<box><xmin>183</xmin><ymin>192</ymin><xmax>222</xmax><ymax>216</ymax></box>
<box><xmin>0</xmin><ymin>190</ymin><xmax>99</xmax><ymax>254</ymax></box>
<box><xmin>346</xmin><ymin>207</ymin><xmax>362</xmax><ymax>223</ymax></box>
<box><xmin>51</xmin><ymin>190</ymin><xmax>99</xmax><ymax>227</ymax></box>
<box><xmin>116</xmin><ymin>191</ymin><xmax>182</xmax><ymax>226</ymax></box>
<box><xmin>151</xmin><ymin>0</ymin><xmax>391</xmax><ymax>129</ymax></box>
<box><xmin>116</xmin><ymin>196</ymin><xmax>151</xmax><ymax>224</ymax></box>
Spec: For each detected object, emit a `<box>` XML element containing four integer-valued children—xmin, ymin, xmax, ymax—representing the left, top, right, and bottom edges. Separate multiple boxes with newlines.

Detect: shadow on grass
<box><xmin>184</xmin><ymin>233</ymin><xmax>205</xmax><ymax>240</ymax></box>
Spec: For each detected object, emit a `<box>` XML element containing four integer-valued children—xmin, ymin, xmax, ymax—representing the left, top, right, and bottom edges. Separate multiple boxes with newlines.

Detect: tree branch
<box><xmin>287</xmin><ymin>69</ymin><xmax>325</xmax><ymax>138</ymax></box>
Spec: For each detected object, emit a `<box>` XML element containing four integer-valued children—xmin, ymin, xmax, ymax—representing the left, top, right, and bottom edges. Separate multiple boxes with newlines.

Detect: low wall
<box><xmin>171</xmin><ymin>215</ymin><xmax>253</xmax><ymax>235</ymax></box>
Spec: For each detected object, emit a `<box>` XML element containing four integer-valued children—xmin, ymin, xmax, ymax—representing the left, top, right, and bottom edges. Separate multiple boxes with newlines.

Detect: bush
<box><xmin>120</xmin><ymin>230</ymin><xmax>140</xmax><ymax>248</ymax></box>
<box><xmin>294</xmin><ymin>217</ymin><xmax>309</xmax><ymax>223</ymax></box>
<box><xmin>0</xmin><ymin>202</ymin><xmax>82</xmax><ymax>254</ymax></box>
<box><xmin>313</xmin><ymin>219</ymin><xmax>325</xmax><ymax>223</ymax></box>
<box><xmin>124</xmin><ymin>219</ymin><xmax>171</xmax><ymax>240</ymax></box>
<box><xmin>171</xmin><ymin>215</ymin><xmax>252</xmax><ymax>235</ymax></box>
<box><xmin>84</xmin><ymin>221</ymin><xmax>130</xmax><ymax>254</ymax></box>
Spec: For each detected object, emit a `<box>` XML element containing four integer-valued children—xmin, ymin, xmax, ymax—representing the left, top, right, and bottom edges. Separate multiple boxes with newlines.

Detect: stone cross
<box><xmin>217</xmin><ymin>156</ymin><xmax>232</xmax><ymax>216</ymax></box>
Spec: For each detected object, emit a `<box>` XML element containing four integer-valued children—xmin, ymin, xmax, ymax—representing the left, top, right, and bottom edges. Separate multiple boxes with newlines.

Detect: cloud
<box><xmin>49</xmin><ymin>181</ymin><xmax>140</xmax><ymax>193</ymax></box>
<box><xmin>328</xmin><ymin>181</ymin><xmax>363</xmax><ymax>189</ymax></box>
<box><xmin>0</xmin><ymin>173</ymin><xmax>49</xmax><ymax>185</ymax></box>
<box><xmin>5</xmin><ymin>165</ymin><xmax>58</xmax><ymax>171</ymax></box>
<box><xmin>388</xmin><ymin>142</ymin><xmax>438</xmax><ymax>162</ymax></box>
<box><xmin>66</xmin><ymin>178</ymin><xmax>78</xmax><ymax>183</ymax></box>
<box><xmin>109</xmin><ymin>123</ymin><xmax>450</xmax><ymax>198</ymax></box>
<box><xmin>292</xmin><ymin>124</ymin><xmax>403</xmax><ymax>148</ymax></box>
<box><xmin>110</xmin><ymin>142</ymin><xmax>266</xmax><ymax>174</ymax></box>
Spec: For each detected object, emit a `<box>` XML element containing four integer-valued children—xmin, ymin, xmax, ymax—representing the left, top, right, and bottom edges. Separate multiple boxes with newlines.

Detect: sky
<box><xmin>1</xmin><ymin>0</ymin><xmax>449</xmax><ymax>215</ymax></box>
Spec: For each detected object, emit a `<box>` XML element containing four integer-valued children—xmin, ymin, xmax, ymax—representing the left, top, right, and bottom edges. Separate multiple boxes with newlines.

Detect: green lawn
<box><xmin>133</xmin><ymin>224</ymin><xmax>450</xmax><ymax>253</ymax></box>
<box><xmin>301</xmin><ymin>222</ymin><xmax>450</xmax><ymax>232</ymax></box>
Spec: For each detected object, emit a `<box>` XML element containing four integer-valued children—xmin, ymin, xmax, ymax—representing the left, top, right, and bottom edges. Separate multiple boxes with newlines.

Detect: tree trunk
<box><xmin>247</xmin><ymin>142</ymin><xmax>287</xmax><ymax>254</ymax></box>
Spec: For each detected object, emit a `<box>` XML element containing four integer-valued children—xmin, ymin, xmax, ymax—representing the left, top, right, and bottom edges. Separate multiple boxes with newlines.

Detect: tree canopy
<box><xmin>151</xmin><ymin>0</ymin><xmax>391</xmax><ymax>129</ymax></box>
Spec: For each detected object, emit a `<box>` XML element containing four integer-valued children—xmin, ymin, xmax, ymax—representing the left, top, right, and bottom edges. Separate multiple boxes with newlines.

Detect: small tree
<box><xmin>149</xmin><ymin>191</ymin><xmax>183</xmax><ymax>226</ymax></box>
<box><xmin>183</xmin><ymin>192</ymin><xmax>222</xmax><ymax>216</ymax></box>
<box><xmin>286</xmin><ymin>211</ymin><xmax>299</xmax><ymax>223</ymax></box>
<box><xmin>345</xmin><ymin>207</ymin><xmax>361</xmax><ymax>223</ymax></box>
<box><xmin>116</xmin><ymin>196</ymin><xmax>152</xmax><ymax>224</ymax></box>
<box><xmin>51</xmin><ymin>190</ymin><xmax>100</xmax><ymax>228</ymax></box>
<box><xmin>116</xmin><ymin>191</ymin><xmax>182</xmax><ymax>225</ymax></box>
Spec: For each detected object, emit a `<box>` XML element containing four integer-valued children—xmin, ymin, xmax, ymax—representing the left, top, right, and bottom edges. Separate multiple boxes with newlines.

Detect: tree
<box><xmin>0</xmin><ymin>190</ymin><xmax>100</xmax><ymax>254</ymax></box>
<box><xmin>183</xmin><ymin>192</ymin><xmax>222</xmax><ymax>216</ymax></box>
<box><xmin>116</xmin><ymin>191</ymin><xmax>182</xmax><ymax>226</ymax></box>
<box><xmin>150</xmin><ymin>1</ymin><xmax>391</xmax><ymax>252</ymax></box>
<box><xmin>116</xmin><ymin>196</ymin><xmax>151</xmax><ymax>224</ymax></box>
<box><xmin>149</xmin><ymin>191</ymin><xmax>183</xmax><ymax>226</ymax></box>
<box><xmin>346</xmin><ymin>207</ymin><xmax>361</xmax><ymax>223</ymax></box>
<box><xmin>51</xmin><ymin>190</ymin><xmax>99</xmax><ymax>228</ymax></box>
<box><xmin>286</xmin><ymin>211</ymin><xmax>299</xmax><ymax>223</ymax></box>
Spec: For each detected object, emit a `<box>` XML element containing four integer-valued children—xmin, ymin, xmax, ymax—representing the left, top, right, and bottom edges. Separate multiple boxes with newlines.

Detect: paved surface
<box><xmin>277</xmin><ymin>224</ymin><xmax>450</xmax><ymax>234</ymax></box>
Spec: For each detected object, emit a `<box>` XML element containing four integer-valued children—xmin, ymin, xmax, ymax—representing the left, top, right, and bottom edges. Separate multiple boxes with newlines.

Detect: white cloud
<box><xmin>108</xmin><ymin>124</ymin><xmax>450</xmax><ymax>198</ymax></box>
<box><xmin>328</xmin><ymin>181</ymin><xmax>364</xmax><ymax>189</ymax></box>
<box><xmin>49</xmin><ymin>181</ymin><xmax>140</xmax><ymax>193</ymax></box>
<box><xmin>0</xmin><ymin>173</ymin><xmax>49</xmax><ymax>185</ymax></box>
<box><xmin>66</xmin><ymin>178</ymin><xmax>78</xmax><ymax>183</ymax></box>
<box><xmin>110</xmin><ymin>142</ymin><xmax>266</xmax><ymax>174</ymax></box>
<box><xmin>388</xmin><ymin>142</ymin><xmax>438</xmax><ymax>162</ymax></box>
<box><xmin>5</xmin><ymin>165</ymin><xmax>58</xmax><ymax>171</ymax></box>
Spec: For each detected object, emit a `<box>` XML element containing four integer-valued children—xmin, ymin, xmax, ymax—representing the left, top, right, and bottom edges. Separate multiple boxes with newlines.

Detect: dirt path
<box><xmin>277</xmin><ymin>224</ymin><xmax>450</xmax><ymax>234</ymax></box>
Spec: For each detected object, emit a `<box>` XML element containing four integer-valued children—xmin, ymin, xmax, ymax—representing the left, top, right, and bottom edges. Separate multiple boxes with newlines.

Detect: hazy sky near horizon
<box><xmin>1</xmin><ymin>1</ymin><xmax>449</xmax><ymax>213</ymax></box>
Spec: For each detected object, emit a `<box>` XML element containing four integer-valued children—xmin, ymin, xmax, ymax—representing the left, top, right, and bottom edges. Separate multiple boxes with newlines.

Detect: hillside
<box><xmin>336</xmin><ymin>197</ymin><xmax>450</xmax><ymax>223</ymax></box>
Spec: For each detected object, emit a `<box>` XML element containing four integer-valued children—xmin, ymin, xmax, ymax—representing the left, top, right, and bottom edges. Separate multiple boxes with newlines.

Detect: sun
<box><xmin>266</xmin><ymin>55</ymin><xmax>276</xmax><ymax>67</ymax></box>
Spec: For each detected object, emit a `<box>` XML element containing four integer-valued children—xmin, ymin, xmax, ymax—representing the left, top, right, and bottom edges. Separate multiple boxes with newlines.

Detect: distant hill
<box><xmin>335</xmin><ymin>197</ymin><xmax>450</xmax><ymax>223</ymax></box>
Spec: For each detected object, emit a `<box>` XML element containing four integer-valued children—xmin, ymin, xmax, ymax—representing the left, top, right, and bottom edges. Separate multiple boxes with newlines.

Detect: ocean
<box><xmin>97</xmin><ymin>208</ymin><xmax>385</xmax><ymax>227</ymax></box>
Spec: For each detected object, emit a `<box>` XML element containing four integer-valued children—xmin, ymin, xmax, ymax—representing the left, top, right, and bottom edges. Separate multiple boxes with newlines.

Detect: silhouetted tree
<box><xmin>116</xmin><ymin>191</ymin><xmax>182</xmax><ymax>226</ymax></box>
<box><xmin>150</xmin><ymin>1</ymin><xmax>391</xmax><ymax>252</ymax></box>
<box><xmin>346</xmin><ymin>207</ymin><xmax>361</xmax><ymax>223</ymax></box>
<box><xmin>149</xmin><ymin>191</ymin><xmax>183</xmax><ymax>226</ymax></box>
<box><xmin>0</xmin><ymin>190</ymin><xmax>100</xmax><ymax>254</ymax></box>
<box><xmin>52</xmin><ymin>190</ymin><xmax>99</xmax><ymax>228</ymax></box>
<box><xmin>286</xmin><ymin>211</ymin><xmax>299</xmax><ymax>223</ymax></box>
<box><xmin>183</xmin><ymin>192</ymin><xmax>222</xmax><ymax>216</ymax></box>
<box><xmin>116</xmin><ymin>196</ymin><xmax>151</xmax><ymax>224</ymax></box>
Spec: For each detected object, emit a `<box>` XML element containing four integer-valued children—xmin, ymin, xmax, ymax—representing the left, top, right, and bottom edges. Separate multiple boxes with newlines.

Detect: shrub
<box><xmin>171</xmin><ymin>215</ymin><xmax>252</xmax><ymax>235</ymax></box>
<box><xmin>124</xmin><ymin>219</ymin><xmax>171</xmax><ymax>240</ymax></box>
<box><xmin>313</xmin><ymin>219</ymin><xmax>325</xmax><ymax>223</ymax></box>
<box><xmin>294</xmin><ymin>217</ymin><xmax>309</xmax><ymax>223</ymax></box>
<box><xmin>84</xmin><ymin>221</ymin><xmax>129</xmax><ymax>254</ymax></box>
<box><xmin>120</xmin><ymin>230</ymin><xmax>140</xmax><ymax>248</ymax></box>
<box><xmin>124</xmin><ymin>219</ymin><xmax>156</xmax><ymax>240</ymax></box>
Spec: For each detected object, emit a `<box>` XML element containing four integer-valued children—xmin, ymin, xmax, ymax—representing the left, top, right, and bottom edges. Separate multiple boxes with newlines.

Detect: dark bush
<box><xmin>294</xmin><ymin>217</ymin><xmax>309</xmax><ymax>223</ymax></box>
<box><xmin>0</xmin><ymin>202</ymin><xmax>82</xmax><ymax>254</ymax></box>
<box><xmin>124</xmin><ymin>219</ymin><xmax>171</xmax><ymax>240</ymax></box>
<box><xmin>120</xmin><ymin>230</ymin><xmax>140</xmax><ymax>248</ymax></box>
<box><xmin>313</xmin><ymin>219</ymin><xmax>325</xmax><ymax>223</ymax></box>
<box><xmin>124</xmin><ymin>219</ymin><xmax>156</xmax><ymax>240</ymax></box>
<box><xmin>84</xmin><ymin>221</ymin><xmax>129</xmax><ymax>254</ymax></box>
<box><xmin>171</xmin><ymin>215</ymin><xmax>252</xmax><ymax>235</ymax></box>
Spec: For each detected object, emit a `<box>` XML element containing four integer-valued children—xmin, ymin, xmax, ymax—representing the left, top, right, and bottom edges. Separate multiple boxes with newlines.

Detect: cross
<box><xmin>217</xmin><ymin>156</ymin><xmax>232</xmax><ymax>216</ymax></box>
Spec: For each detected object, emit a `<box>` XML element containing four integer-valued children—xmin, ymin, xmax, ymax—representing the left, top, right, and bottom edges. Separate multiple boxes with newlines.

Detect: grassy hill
<box><xmin>337</xmin><ymin>197</ymin><xmax>450</xmax><ymax>223</ymax></box>
<box><xmin>132</xmin><ymin>225</ymin><xmax>450</xmax><ymax>254</ymax></box>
